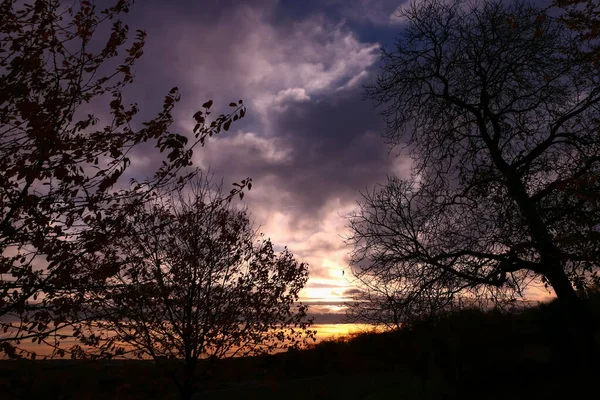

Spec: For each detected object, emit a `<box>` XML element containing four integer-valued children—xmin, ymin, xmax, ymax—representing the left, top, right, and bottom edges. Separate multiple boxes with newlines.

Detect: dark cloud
<box><xmin>268</xmin><ymin>87</ymin><xmax>389</xmax><ymax>215</ymax></box>
<box><xmin>202</xmin><ymin>85</ymin><xmax>392</xmax><ymax>224</ymax></box>
<box><xmin>133</xmin><ymin>0</ymin><xmax>277</xmax><ymax>27</ymax></box>
<box><xmin>97</xmin><ymin>0</ymin><xmax>406</xmax><ymax>305</ymax></box>
<box><xmin>308</xmin><ymin>313</ymin><xmax>346</xmax><ymax>324</ymax></box>
<box><xmin>342</xmin><ymin>288</ymin><xmax>364</xmax><ymax>297</ymax></box>
<box><xmin>272</xmin><ymin>0</ymin><xmax>409</xmax><ymax>26</ymax></box>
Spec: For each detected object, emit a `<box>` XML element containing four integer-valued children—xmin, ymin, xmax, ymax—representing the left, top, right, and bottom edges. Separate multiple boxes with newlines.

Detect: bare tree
<box><xmin>347</xmin><ymin>0</ymin><xmax>600</xmax><ymax>335</ymax></box>
<box><xmin>77</xmin><ymin>175</ymin><xmax>314</xmax><ymax>400</ymax></box>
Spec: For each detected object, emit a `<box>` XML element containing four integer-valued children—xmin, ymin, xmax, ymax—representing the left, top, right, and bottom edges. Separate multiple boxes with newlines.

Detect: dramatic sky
<box><xmin>113</xmin><ymin>0</ymin><xmax>420</xmax><ymax>325</ymax></box>
<box><xmin>115</xmin><ymin>0</ymin><xmax>551</xmax><ymax>326</ymax></box>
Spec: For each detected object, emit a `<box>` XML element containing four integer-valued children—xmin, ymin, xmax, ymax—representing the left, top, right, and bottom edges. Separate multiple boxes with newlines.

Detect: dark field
<box><xmin>1</xmin><ymin>299</ymin><xmax>599</xmax><ymax>399</ymax></box>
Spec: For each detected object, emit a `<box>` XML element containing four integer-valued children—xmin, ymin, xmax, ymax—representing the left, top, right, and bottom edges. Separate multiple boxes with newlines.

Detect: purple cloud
<box><xmin>106</xmin><ymin>0</ymin><xmax>412</xmax><ymax>316</ymax></box>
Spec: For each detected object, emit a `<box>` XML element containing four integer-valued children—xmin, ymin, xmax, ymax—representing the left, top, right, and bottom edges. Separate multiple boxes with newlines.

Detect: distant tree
<box><xmin>77</xmin><ymin>175</ymin><xmax>313</xmax><ymax>400</ymax></box>
<box><xmin>347</xmin><ymin>0</ymin><xmax>600</xmax><ymax>338</ymax></box>
<box><xmin>0</xmin><ymin>0</ymin><xmax>247</xmax><ymax>358</ymax></box>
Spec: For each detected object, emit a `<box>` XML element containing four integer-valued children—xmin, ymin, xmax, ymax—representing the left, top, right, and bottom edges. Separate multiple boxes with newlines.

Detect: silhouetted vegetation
<box><xmin>2</xmin><ymin>0</ymin><xmax>599</xmax><ymax>398</ymax></box>
<box><xmin>1</xmin><ymin>298</ymin><xmax>599</xmax><ymax>399</ymax></box>
<box><xmin>347</xmin><ymin>0</ymin><xmax>600</xmax><ymax>364</ymax></box>
<box><xmin>0</xmin><ymin>0</ymin><xmax>249</xmax><ymax>359</ymax></box>
<box><xmin>72</xmin><ymin>174</ymin><xmax>314</xmax><ymax>400</ymax></box>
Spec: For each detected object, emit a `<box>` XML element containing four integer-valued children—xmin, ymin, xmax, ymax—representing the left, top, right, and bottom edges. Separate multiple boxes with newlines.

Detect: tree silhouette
<box><xmin>75</xmin><ymin>175</ymin><xmax>313</xmax><ymax>400</ymax></box>
<box><xmin>347</xmin><ymin>0</ymin><xmax>600</xmax><ymax>340</ymax></box>
<box><xmin>556</xmin><ymin>0</ymin><xmax>600</xmax><ymax>53</ymax></box>
<box><xmin>0</xmin><ymin>0</ymin><xmax>248</xmax><ymax>358</ymax></box>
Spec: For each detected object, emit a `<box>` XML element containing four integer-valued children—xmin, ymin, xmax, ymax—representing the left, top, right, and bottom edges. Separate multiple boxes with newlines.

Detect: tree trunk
<box><xmin>180</xmin><ymin>357</ymin><xmax>198</xmax><ymax>400</ymax></box>
<box><xmin>544</xmin><ymin>266</ymin><xmax>596</xmax><ymax>369</ymax></box>
<box><xmin>545</xmin><ymin>266</ymin><xmax>581</xmax><ymax>312</ymax></box>
<box><xmin>180</xmin><ymin>380</ymin><xmax>194</xmax><ymax>400</ymax></box>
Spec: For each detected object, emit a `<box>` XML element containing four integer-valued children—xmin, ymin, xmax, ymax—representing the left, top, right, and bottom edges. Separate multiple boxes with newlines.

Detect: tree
<box><xmin>75</xmin><ymin>175</ymin><xmax>313</xmax><ymax>400</ymax></box>
<box><xmin>347</xmin><ymin>0</ymin><xmax>600</xmax><ymax>336</ymax></box>
<box><xmin>555</xmin><ymin>0</ymin><xmax>600</xmax><ymax>53</ymax></box>
<box><xmin>0</xmin><ymin>0</ymin><xmax>248</xmax><ymax>358</ymax></box>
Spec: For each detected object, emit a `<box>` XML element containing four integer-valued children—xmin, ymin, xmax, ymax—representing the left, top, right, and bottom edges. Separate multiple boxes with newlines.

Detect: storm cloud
<box><xmin>114</xmin><ymin>0</ymin><xmax>412</xmax><ymax>310</ymax></box>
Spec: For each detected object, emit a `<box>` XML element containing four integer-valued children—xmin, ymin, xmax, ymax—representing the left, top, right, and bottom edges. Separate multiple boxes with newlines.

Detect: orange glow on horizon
<box><xmin>312</xmin><ymin>323</ymin><xmax>382</xmax><ymax>342</ymax></box>
<box><xmin>3</xmin><ymin>323</ymin><xmax>379</xmax><ymax>359</ymax></box>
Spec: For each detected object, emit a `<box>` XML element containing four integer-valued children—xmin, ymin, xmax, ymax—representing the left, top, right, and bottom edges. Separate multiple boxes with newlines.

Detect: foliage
<box><xmin>0</xmin><ymin>0</ymin><xmax>248</xmax><ymax>359</ymax></box>
<box><xmin>74</xmin><ymin>175</ymin><xmax>314</xmax><ymax>399</ymax></box>
<box><xmin>347</xmin><ymin>0</ymin><xmax>600</xmax><ymax>325</ymax></box>
<box><xmin>556</xmin><ymin>0</ymin><xmax>600</xmax><ymax>50</ymax></box>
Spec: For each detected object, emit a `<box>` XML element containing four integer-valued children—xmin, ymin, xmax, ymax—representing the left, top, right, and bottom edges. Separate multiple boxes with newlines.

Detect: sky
<box><xmin>113</xmin><ymin>0</ymin><xmax>553</xmax><ymax>326</ymax></box>
<box><xmin>108</xmin><ymin>0</ymin><xmax>420</xmax><ymax>325</ymax></box>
